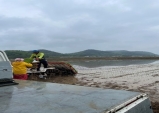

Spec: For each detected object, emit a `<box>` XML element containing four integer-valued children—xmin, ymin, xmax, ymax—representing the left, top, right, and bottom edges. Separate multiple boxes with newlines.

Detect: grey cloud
<box><xmin>0</xmin><ymin>0</ymin><xmax>159</xmax><ymax>54</ymax></box>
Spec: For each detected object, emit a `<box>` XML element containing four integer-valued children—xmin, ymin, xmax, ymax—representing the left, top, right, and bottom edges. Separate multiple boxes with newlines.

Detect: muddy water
<box><xmin>68</xmin><ymin>59</ymin><xmax>159</xmax><ymax>68</ymax></box>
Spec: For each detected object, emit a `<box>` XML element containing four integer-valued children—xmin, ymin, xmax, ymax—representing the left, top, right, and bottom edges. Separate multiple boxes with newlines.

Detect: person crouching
<box><xmin>12</xmin><ymin>58</ymin><xmax>33</xmax><ymax>80</ymax></box>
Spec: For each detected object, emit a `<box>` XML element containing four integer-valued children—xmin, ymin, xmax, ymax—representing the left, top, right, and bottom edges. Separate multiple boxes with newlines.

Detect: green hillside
<box><xmin>68</xmin><ymin>49</ymin><xmax>158</xmax><ymax>57</ymax></box>
<box><xmin>5</xmin><ymin>50</ymin><xmax>32</xmax><ymax>59</ymax></box>
<box><xmin>5</xmin><ymin>49</ymin><xmax>63</xmax><ymax>59</ymax></box>
<box><xmin>5</xmin><ymin>49</ymin><xmax>159</xmax><ymax>59</ymax></box>
<box><xmin>37</xmin><ymin>49</ymin><xmax>64</xmax><ymax>57</ymax></box>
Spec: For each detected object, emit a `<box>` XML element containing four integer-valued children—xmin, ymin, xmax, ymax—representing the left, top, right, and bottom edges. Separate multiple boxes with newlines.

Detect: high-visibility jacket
<box><xmin>30</xmin><ymin>52</ymin><xmax>45</xmax><ymax>59</ymax></box>
<box><xmin>12</xmin><ymin>62</ymin><xmax>32</xmax><ymax>75</ymax></box>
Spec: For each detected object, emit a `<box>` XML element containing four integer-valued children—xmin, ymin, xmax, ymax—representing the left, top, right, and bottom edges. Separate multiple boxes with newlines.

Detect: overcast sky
<box><xmin>0</xmin><ymin>0</ymin><xmax>159</xmax><ymax>54</ymax></box>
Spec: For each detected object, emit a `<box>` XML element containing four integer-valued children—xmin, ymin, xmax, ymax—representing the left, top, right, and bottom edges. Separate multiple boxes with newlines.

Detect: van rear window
<box><xmin>0</xmin><ymin>52</ymin><xmax>5</xmax><ymax>61</ymax></box>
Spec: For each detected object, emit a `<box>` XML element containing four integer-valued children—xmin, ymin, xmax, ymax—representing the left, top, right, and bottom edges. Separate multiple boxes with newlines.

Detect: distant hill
<box><xmin>5</xmin><ymin>49</ymin><xmax>63</xmax><ymax>59</ymax></box>
<box><xmin>68</xmin><ymin>49</ymin><xmax>159</xmax><ymax>57</ymax></box>
<box><xmin>5</xmin><ymin>50</ymin><xmax>32</xmax><ymax>59</ymax></box>
<box><xmin>5</xmin><ymin>49</ymin><xmax>159</xmax><ymax>59</ymax></box>
<box><xmin>37</xmin><ymin>49</ymin><xmax>64</xmax><ymax>57</ymax></box>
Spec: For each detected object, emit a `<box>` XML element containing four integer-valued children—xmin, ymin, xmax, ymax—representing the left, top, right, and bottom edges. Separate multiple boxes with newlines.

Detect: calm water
<box><xmin>69</xmin><ymin>60</ymin><xmax>159</xmax><ymax>68</ymax></box>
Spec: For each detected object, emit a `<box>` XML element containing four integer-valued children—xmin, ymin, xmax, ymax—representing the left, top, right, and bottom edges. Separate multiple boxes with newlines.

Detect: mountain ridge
<box><xmin>4</xmin><ymin>49</ymin><xmax>159</xmax><ymax>59</ymax></box>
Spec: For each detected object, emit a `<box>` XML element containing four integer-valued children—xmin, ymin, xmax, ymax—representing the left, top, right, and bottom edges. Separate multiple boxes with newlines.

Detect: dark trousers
<box><xmin>37</xmin><ymin>59</ymin><xmax>48</xmax><ymax>71</ymax></box>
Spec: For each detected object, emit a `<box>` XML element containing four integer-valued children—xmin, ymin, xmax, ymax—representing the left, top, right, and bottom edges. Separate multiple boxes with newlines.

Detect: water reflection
<box><xmin>69</xmin><ymin>60</ymin><xmax>159</xmax><ymax>68</ymax></box>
